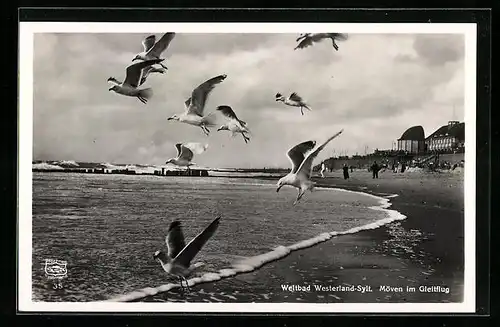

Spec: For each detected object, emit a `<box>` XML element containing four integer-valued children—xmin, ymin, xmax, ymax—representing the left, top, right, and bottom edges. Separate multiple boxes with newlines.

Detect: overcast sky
<box><xmin>33</xmin><ymin>32</ymin><xmax>465</xmax><ymax>168</ymax></box>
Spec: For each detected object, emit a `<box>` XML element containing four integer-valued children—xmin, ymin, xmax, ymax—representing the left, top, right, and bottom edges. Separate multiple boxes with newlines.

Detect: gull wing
<box><xmin>179</xmin><ymin>144</ymin><xmax>195</xmax><ymax>162</ymax></box>
<box><xmin>289</xmin><ymin>92</ymin><xmax>303</xmax><ymax>102</ymax></box>
<box><xmin>286</xmin><ymin>140</ymin><xmax>316</xmax><ymax>174</ymax></box>
<box><xmin>312</xmin><ymin>33</ymin><xmax>331</xmax><ymax>41</ymax></box>
<box><xmin>173</xmin><ymin>216</ymin><xmax>221</xmax><ymax>267</ymax></box>
<box><xmin>142</xmin><ymin>35</ymin><xmax>156</xmax><ymax>52</ymax></box>
<box><xmin>139</xmin><ymin>66</ymin><xmax>165</xmax><ymax>86</ymax></box>
<box><xmin>296</xmin><ymin>33</ymin><xmax>311</xmax><ymax>42</ymax></box>
<box><xmin>184</xmin><ymin>97</ymin><xmax>192</xmax><ymax>110</ymax></box>
<box><xmin>216</xmin><ymin>105</ymin><xmax>239</xmax><ymax>120</ymax></box>
<box><xmin>107</xmin><ymin>77</ymin><xmax>121</xmax><ymax>86</ymax></box>
<box><xmin>184</xmin><ymin>142</ymin><xmax>209</xmax><ymax>155</ymax></box>
<box><xmin>216</xmin><ymin>105</ymin><xmax>246</xmax><ymax>125</ymax></box>
<box><xmin>147</xmin><ymin>32</ymin><xmax>176</xmax><ymax>58</ymax></box>
<box><xmin>297</xmin><ymin>129</ymin><xmax>344</xmax><ymax>179</ymax></box>
<box><xmin>124</xmin><ymin>59</ymin><xmax>164</xmax><ymax>88</ymax></box>
<box><xmin>174</xmin><ymin>143</ymin><xmax>183</xmax><ymax>157</ymax></box>
<box><xmin>328</xmin><ymin>33</ymin><xmax>348</xmax><ymax>41</ymax></box>
<box><xmin>187</xmin><ymin>74</ymin><xmax>227</xmax><ymax>116</ymax></box>
<box><xmin>139</xmin><ymin>66</ymin><xmax>153</xmax><ymax>86</ymax></box>
<box><xmin>165</xmin><ymin>220</ymin><xmax>186</xmax><ymax>259</ymax></box>
<box><xmin>294</xmin><ymin>37</ymin><xmax>314</xmax><ymax>50</ymax></box>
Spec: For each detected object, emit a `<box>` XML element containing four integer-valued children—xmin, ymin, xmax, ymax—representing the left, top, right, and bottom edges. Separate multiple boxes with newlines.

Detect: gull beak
<box><xmin>108</xmin><ymin>87</ymin><xmax>113</xmax><ymax>91</ymax></box>
<box><xmin>276</xmin><ymin>185</ymin><xmax>282</xmax><ymax>192</ymax></box>
<box><xmin>217</xmin><ymin>127</ymin><xmax>222</xmax><ymax>131</ymax></box>
<box><xmin>167</xmin><ymin>117</ymin><xmax>173</xmax><ymax>121</ymax></box>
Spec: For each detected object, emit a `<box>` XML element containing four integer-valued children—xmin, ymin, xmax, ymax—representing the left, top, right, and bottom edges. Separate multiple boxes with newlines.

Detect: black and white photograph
<box><xmin>18</xmin><ymin>21</ymin><xmax>477</xmax><ymax>313</ymax></box>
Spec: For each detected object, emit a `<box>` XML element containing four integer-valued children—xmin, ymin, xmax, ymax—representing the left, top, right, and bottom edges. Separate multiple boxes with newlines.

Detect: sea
<box><xmin>31</xmin><ymin>170</ymin><xmax>404</xmax><ymax>303</ymax></box>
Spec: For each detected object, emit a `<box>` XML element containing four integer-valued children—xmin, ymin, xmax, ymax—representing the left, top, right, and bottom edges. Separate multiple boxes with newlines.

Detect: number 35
<box><xmin>53</xmin><ymin>282</ymin><xmax>63</xmax><ymax>289</ymax></box>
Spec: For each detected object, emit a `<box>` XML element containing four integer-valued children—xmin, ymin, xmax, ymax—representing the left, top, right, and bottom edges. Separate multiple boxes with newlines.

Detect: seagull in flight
<box><xmin>216</xmin><ymin>105</ymin><xmax>251</xmax><ymax>144</ymax></box>
<box><xmin>275</xmin><ymin>92</ymin><xmax>312</xmax><ymax>115</ymax></box>
<box><xmin>165</xmin><ymin>143</ymin><xmax>208</xmax><ymax>172</ymax></box>
<box><xmin>132</xmin><ymin>33</ymin><xmax>176</xmax><ymax>70</ymax></box>
<box><xmin>153</xmin><ymin>216</ymin><xmax>221</xmax><ymax>292</ymax></box>
<box><xmin>276</xmin><ymin>129</ymin><xmax>344</xmax><ymax>205</ymax></box>
<box><xmin>167</xmin><ymin>74</ymin><xmax>227</xmax><ymax>136</ymax></box>
<box><xmin>294</xmin><ymin>33</ymin><xmax>348</xmax><ymax>51</ymax></box>
<box><xmin>107</xmin><ymin>59</ymin><xmax>164</xmax><ymax>104</ymax></box>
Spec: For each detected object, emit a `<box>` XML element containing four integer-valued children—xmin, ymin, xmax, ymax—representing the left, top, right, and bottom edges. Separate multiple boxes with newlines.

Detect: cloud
<box><xmin>413</xmin><ymin>34</ymin><xmax>464</xmax><ymax>66</ymax></box>
<box><xmin>32</xmin><ymin>32</ymin><xmax>466</xmax><ymax>168</ymax></box>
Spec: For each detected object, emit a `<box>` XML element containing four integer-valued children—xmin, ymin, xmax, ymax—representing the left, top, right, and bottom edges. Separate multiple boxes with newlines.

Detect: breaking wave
<box><xmin>104</xmin><ymin>189</ymin><xmax>406</xmax><ymax>302</ymax></box>
<box><xmin>55</xmin><ymin>160</ymin><xmax>79</xmax><ymax>167</ymax></box>
<box><xmin>32</xmin><ymin>162</ymin><xmax>65</xmax><ymax>170</ymax></box>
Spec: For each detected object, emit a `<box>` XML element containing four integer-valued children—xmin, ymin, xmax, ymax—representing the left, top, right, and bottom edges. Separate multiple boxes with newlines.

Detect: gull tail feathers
<box><xmin>242</xmin><ymin>125</ymin><xmax>252</xmax><ymax>135</ymax></box>
<box><xmin>138</xmin><ymin>88</ymin><xmax>153</xmax><ymax>101</ymax></box>
<box><xmin>201</xmin><ymin>112</ymin><xmax>218</xmax><ymax>127</ymax></box>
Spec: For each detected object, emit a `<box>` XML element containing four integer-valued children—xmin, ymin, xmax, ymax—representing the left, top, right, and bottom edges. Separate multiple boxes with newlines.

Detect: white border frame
<box><xmin>18</xmin><ymin>22</ymin><xmax>477</xmax><ymax>313</ymax></box>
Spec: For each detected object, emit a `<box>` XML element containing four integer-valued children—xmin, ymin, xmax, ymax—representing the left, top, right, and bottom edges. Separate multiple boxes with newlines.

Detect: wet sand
<box><xmin>143</xmin><ymin>169</ymin><xmax>464</xmax><ymax>303</ymax></box>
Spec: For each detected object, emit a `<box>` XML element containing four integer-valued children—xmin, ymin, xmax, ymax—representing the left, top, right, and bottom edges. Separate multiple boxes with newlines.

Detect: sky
<box><xmin>32</xmin><ymin>32</ymin><xmax>465</xmax><ymax>169</ymax></box>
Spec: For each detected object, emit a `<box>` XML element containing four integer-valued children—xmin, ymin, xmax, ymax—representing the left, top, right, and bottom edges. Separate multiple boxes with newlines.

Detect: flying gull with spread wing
<box><xmin>132</xmin><ymin>32</ymin><xmax>176</xmax><ymax>70</ymax></box>
<box><xmin>294</xmin><ymin>33</ymin><xmax>348</xmax><ymax>51</ymax></box>
<box><xmin>167</xmin><ymin>74</ymin><xmax>227</xmax><ymax>136</ymax></box>
<box><xmin>276</xmin><ymin>129</ymin><xmax>344</xmax><ymax>205</ymax></box>
<box><xmin>107</xmin><ymin>59</ymin><xmax>164</xmax><ymax>104</ymax></box>
<box><xmin>165</xmin><ymin>142</ymin><xmax>208</xmax><ymax>172</ymax></box>
<box><xmin>216</xmin><ymin>105</ymin><xmax>251</xmax><ymax>144</ymax></box>
<box><xmin>275</xmin><ymin>92</ymin><xmax>312</xmax><ymax>116</ymax></box>
<box><xmin>153</xmin><ymin>216</ymin><xmax>221</xmax><ymax>292</ymax></box>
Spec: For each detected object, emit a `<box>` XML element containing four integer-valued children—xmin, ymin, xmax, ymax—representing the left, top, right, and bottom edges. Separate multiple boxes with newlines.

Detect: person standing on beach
<box><xmin>371</xmin><ymin>161</ymin><xmax>380</xmax><ymax>179</ymax></box>
<box><xmin>342</xmin><ymin>163</ymin><xmax>350</xmax><ymax>180</ymax></box>
<box><xmin>320</xmin><ymin>161</ymin><xmax>327</xmax><ymax>178</ymax></box>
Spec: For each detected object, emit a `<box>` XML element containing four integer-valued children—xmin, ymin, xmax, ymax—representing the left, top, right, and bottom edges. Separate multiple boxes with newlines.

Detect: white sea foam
<box><xmin>32</xmin><ymin>162</ymin><xmax>64</xmax><ymax>170</ymax></box>
<box><xmin>104</xmin><ymin>188</ymin><xmax>406</xmax><ymax>303</ymax></box>
<box><xmin>102</xmin><ymin>162</ymin><xmax>122</xmax><ymax>170</ymax></box>
<box><xmin>55</xmin><ymin>160</ymin><xmax>79</xmax><ymax>167</ymax></box>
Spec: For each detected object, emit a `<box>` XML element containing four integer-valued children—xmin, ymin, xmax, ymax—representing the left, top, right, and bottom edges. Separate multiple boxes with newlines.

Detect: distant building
<box><xmin>397</xmin><ymin>125</ymin><xmax>425</xmax><ymax>154</ymax></box>
<box><xmin>425</xmin><ymin>121</ymin><xmax>465</xmax><ymax>151</ymax></box>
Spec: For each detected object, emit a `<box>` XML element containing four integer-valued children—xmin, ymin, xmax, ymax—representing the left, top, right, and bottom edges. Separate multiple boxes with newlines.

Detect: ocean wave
<box><xmin>55</xmin><ymin>160</ymin><xmax>79</xmax><ymax>167</ymax></box>
<box><xmin>99</xmin><ymin>162</ymin><xmax>206</xmax><ymax>174</ymax></box>
<box><xmin>104</xmin><ymin>189</ymin><xmax>406</xmax><ymax>303</ymax></box>
<box><xmin>32</xmin><ymin>162</ymin><xmax>65</xmax><ymax>170</ymax></box>
<box><xmin>102</xmin><ymin>162</ymin><xmax>122</xmax><ymax>170</ymax></box>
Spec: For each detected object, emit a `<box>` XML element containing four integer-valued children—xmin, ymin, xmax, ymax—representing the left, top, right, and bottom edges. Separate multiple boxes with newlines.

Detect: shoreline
<box><xmin>109</xmin><ymin>185</ymin><xmax>405</xmax><ymax>303</ymax></box>
<box><xmin>33</xmin><ymin>170</ymin><xmax>465</xmax><ymax>303</ymax></box>
<box><xmin>138</xmin><ymin>170</ymin><xmax>464</xmax><ymax>303</ymax></box>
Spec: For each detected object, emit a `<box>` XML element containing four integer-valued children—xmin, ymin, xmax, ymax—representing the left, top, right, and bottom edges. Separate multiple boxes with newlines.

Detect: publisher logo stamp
<box><xmin>44</xmin><ymin>259</ymin><xmax>67</xmax><ymax>289</ymax></box>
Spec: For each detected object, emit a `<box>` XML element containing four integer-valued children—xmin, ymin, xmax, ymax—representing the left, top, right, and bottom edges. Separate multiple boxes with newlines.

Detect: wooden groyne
<box><xmin>32</xmin><ymin>167</ymin><xmax>210</xmax><ymax>177</ymax></box>
<box><xmin>153</xmin><ymin>168</ymin><xmax>209</xmax><ymax>177</ymax></box>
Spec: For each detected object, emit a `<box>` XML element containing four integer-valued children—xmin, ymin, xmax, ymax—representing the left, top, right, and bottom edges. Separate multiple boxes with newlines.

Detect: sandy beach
<box><xmin>141</xmin><ymin>169</ymin><xmax>464</xmax><ymax>303</ymax></box>
<box><xmin>306</xmin><ymin>169</ymin><xmax>465</xmax><ymax>303</ymax></box>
